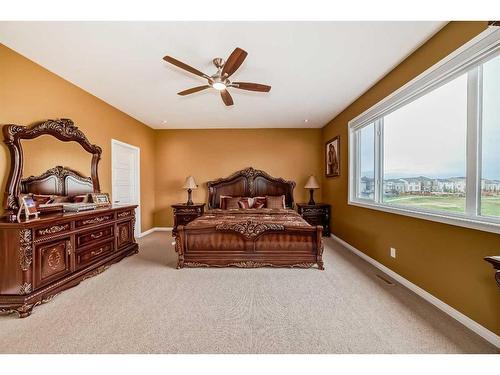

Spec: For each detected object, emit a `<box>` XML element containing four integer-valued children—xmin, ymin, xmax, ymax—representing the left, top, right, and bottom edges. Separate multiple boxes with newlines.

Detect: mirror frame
<box><xmin>2</xmin><ymin>119</ymin><xmax>102</xmax><ymax>219</ymax></box>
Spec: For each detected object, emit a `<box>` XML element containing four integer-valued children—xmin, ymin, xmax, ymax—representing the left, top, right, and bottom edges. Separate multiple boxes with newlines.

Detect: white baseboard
<box><xmin>137</xmin><ymin>227</ymin><xmax>172</xmax><ymax>238</ymax></box>
<box><xmin>330</xmin><ymin>234</ymin><xmax>500</xmax><ymax>349</ymax></box>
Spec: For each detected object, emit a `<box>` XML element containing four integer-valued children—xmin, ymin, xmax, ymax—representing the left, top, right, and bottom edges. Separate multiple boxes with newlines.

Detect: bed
<box><xmin>174</xmin><ymin>167</ymin><xmax>324</xmax><ymax>269</ymax></box>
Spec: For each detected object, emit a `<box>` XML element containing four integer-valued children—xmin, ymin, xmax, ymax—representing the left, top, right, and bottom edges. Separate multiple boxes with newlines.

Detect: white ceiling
<box><xmin>0</xmin><ymin>21</ymin><xmax>445</xmax><ymax>129</ymax></box>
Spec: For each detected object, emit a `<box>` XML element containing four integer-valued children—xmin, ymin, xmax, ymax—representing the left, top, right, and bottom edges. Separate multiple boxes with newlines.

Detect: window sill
<box><xmin>348</xmin><ymin>199</ymin><xmax>500</xmax><ymax>235</ymax></box>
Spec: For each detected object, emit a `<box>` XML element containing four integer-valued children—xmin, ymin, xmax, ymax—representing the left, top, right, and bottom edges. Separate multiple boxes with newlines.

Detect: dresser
<box><xmin>296</xmin><ymin>203</ymin><xmax>331</xmax><ymax>237</ymax></box>
<box><xmin>0</xmin><ymin>205</ymin><xmax>138</xmax><ymax>317</ymax></box>
<box><xmin>0</xmin><ymin>119</ymin><xmax>141</xmax><ymax>318</ymax></box>
<box><xmin>171</xmin><ymin>203</ymin><xmax>205</xmax><ymax>236</ymax></box>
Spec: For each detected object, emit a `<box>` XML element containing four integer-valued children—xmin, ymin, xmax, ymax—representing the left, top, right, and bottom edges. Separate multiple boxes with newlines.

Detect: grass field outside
<box><xmin>384</xmin><ymin>194</ymin><xmax>500</xmax><ymax>217</ymax></box>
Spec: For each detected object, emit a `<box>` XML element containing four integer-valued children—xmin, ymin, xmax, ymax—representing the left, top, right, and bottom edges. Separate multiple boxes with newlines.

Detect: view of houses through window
<box><xmin>481</xmin><ymin>52</ymin><xmax>500</xmax><ymax>217</ymax></box>
<box><xmin>355</xmin><ymin>52</ymin><xmax>500</xmax><ymax>220</ymax></box>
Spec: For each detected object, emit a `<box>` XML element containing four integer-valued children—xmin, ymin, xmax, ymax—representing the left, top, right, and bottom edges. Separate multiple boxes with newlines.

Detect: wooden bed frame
<box><xmin>175</xmin><ymin>167</ymin><xmax>324</xmax><ymax>269</ymax></box>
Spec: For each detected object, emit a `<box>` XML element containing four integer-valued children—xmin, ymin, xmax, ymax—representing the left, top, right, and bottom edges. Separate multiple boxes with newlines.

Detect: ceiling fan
<box><xmin>163</xmin><ymin>47</ymin><xmax>271</xmax><ymax>106</ymax></box>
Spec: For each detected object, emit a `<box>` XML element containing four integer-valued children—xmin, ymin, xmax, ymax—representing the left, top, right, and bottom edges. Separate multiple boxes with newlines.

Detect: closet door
<box><xmin>111</xmin><ymin>140</ymin><xmax>140</xmax><ymax>236</ymax></box>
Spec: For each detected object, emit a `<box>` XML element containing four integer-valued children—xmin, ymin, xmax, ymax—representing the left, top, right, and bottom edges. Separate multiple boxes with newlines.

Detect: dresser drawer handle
<box><xmin>90</xmin><ymin>248</ymin><xmax>104</xmax><ymax>257</ymax></box>
<box><xmin>90</xmin><ymin>232</ymin><xmax>103</xmax><ymax>239</ymax></box>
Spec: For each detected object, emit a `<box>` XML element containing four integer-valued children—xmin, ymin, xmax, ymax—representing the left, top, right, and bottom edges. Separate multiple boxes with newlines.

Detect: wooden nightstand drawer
<box><xmin>171</xmin><ymin>203</ymin><xmax>205</xmax><ymax>236</ymax></box>
<box><xmin>177</xmin><ymin>215</ymin><xmax>195</xmax><ymax>226</ymax></box>
<box><xmin>296</xmin><ymin>203</ymin><xmax>331</xmax><ymax>237</ymax></box>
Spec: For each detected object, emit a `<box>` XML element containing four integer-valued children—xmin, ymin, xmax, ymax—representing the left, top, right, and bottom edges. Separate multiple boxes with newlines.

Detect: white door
<box><xmin>111</xmin><ymin>139</ymin><xmax>140</xmax><ymax>236</ymax></box>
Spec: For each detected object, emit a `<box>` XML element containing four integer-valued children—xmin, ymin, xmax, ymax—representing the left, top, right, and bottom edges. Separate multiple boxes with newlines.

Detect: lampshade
<box><xmin>304</xmin><ymin>175</ymin><xmax>320</xmax><ymax>189</ymax></box>
<box><xmin>182</xmin><ymin>176</ymin><xmax>198</xmax><ymax>190</ymax></box>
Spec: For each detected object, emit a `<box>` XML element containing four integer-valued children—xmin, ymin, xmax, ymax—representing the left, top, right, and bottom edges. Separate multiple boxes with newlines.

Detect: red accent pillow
<box><xmin>238</xmin><ymin>197</ymin><xmax>252</xmax><ymax>209</ymax></box>
<box><xmin>253</xmin><ymin>196</ymin><xmax>266</xmax><ymax>209</ymax></box>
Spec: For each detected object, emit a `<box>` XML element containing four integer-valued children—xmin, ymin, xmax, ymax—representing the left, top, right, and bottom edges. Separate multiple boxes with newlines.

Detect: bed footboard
<box><xmin>175</xmin><ymin>224</ymin><xmax>324</xmax><ymax>270</ymax></box>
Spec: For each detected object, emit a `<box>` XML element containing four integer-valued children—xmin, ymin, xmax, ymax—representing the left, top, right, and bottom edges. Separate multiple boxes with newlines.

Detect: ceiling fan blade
<box><xmin>221</xmin><ymin>48</ymin><xmax>248</xmax><ymax>78</ymax></box>
<box><xmin>220</xmin><ymin>90</ymin><xmax>234</xmax><ymax>106</ymax></box>
<box><xmin>163</xmin><ymin>55</ymin><xmax>210</xmax><ymax>79</ymax></box>
<box><xmin>177</xmin><ymin>85</ymin><xmax>211</xmax><ymax>96</ymax></box>
<box><xmin>231</xmin><ymin>82</ymin><xmax>271</xmax><ymax>92</ymax></box>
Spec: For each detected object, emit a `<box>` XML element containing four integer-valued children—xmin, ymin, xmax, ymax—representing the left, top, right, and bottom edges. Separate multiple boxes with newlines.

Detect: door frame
<box><xmin>111</xmin><ymin>139</ymin><xmax>141</xmax><ymax>236</ymax></box>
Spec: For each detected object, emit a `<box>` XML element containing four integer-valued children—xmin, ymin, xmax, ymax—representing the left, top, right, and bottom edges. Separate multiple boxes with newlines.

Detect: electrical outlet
<box><xmin>390</xmin><ymin>247</ymin><xmax>397</xmax><ymax>258</ymax></box>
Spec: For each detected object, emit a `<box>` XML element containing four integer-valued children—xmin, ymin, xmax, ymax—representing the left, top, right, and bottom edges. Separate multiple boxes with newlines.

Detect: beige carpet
<box><xmin>0</xmin><ymin>232</ymin><xmax>497</xmax><ymax>353</ymax></box>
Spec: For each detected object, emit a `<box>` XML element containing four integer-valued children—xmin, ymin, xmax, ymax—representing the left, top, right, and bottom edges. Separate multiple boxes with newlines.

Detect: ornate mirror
<box><xmin>2</xmin><ymin>119</ymin><xmax>102</xmax><ymax>221</ymax></box>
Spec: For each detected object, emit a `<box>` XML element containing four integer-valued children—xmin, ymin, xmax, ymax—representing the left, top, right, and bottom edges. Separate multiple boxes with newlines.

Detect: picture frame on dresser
<box><xmin>91</xmin><ymin>192</ymin><xmax>111</xmax><ymax>206</ymax></box>
<box><xmin>16</xmin><ymin>194</ymin><xmax>39</xmax><ymax>221</ymax></box>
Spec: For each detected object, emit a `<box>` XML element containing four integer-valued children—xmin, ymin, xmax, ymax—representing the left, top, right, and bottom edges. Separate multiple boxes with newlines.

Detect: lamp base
<box><xmin>308</xmin><ymin>189</ymin><xmax>316</xmax><ymax>205</ymax></box>
<box><xmin>186</xmin><ymin>189</ymin><xmax>193</xmax><ymax>205</ymax></box>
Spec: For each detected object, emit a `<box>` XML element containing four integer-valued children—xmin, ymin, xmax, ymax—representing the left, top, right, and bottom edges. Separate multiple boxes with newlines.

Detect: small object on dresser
<box><xmin>182</xmin><ymin>176</ymin><xmax>198</xmax><ymax>206</ymax></box>
<box><xmin>90</xmin><ymin>193</ymin><xmax>111</xmax><ymax>206</ymax></box>
<box><xmin>172</xmin><ymin>203</ymin><xmax>205</xmax><ymax>236</ymax></box>
<box><xmin>304</xmin><ymin>175</ymin><xmax>320</xmax><ymax>205</ymax></box>
<box><xmin>63</xmin><ymin>203</ymin><xmax>98</xmax><ymax>212</ymax></box>
<box><xmin>17</xmin><ymin>195</ymin><xmax>39</xmax><ymax>221</ymax></box>
<box><xmin>296</xmin><ymin>203</ymin><xmax>331</xmax><ymax>237</ymax></box>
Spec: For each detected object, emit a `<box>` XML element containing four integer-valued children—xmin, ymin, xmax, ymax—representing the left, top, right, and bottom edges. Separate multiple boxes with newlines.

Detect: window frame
<box><xmin>348</xmin><ymin>26</ymin><xmax>500</xmax><ymax>235</ymax></box>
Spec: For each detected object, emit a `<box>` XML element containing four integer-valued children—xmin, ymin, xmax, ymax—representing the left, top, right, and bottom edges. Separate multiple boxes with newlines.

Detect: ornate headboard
<box><xmin>21</xmin><ymin>166</ymin><xmax>94</xmax><ymax>196</ymax></box>
<box><xmin>207</xmin><ymin>167</ymin><xmax>296</xmax><ymax>209</ymax></box>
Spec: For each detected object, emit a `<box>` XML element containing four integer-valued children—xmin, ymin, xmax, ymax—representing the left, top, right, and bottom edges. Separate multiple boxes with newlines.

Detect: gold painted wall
<box><xmin>321</xmin><ymin>21</ymin><xmax>500</xmax><ymax>335</ymax></box>
<box><xmin>154</xmin><ymin>129</ymin><xmax>323</xmax><ymax>227</ymax></box>
<box><xmin>0</xmin><ymin>43</ymin><xmax>156</xmax><ymax>231</ymax></box>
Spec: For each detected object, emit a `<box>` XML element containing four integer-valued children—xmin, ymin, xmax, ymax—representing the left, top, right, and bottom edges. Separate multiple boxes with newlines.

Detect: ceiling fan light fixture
<box><xmin>212</xmin><ymin>82</ymin><xmax>227</xmax><ymax>91</ymax></box>
<box><xmin>163</xmin><ymin>47</ymin><xmax>271</xmax><ymax>106</ymax></box>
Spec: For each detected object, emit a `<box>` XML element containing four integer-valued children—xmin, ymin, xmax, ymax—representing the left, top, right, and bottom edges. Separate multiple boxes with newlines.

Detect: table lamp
<box><xmin>183</xmin><ymin>176</ymin><xmax>198</xmax><ymax>205</ymax></box>
<box><xmin>304</xmin><ymin>175</ymin><xmax>320</xmax><ymax>205</ymax></box>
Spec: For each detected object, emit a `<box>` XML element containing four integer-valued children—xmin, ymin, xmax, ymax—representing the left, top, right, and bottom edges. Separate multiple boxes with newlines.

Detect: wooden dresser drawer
<box><xmin>34</xmin><ymin>222</ymin><xmax>71</xmax><ymax>240</ymax></box>
<box><xmin>117</xmin><ymin>210</ymin><xmax>133</xmax><ymax>220</ymax></box>
<box><xmin>75</xmin><ymin>214</ymin><xmax>114</xmax><ymax>228</ymax></box>
<box><xmin>76</xmin><ymin>240</ymin><xmax>114</xmax><ymax>268</ymax></box>
<box><xmin>76</xmin><ymin>225</ymin><xmax>114</xmax><ymax>248</ymax></box>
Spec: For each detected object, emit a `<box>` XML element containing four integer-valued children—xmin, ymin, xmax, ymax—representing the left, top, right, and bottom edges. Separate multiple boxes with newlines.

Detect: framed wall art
<box><xmin>325</xmin><ymin>136</ymin><xmax>340</xmax><ymax>177</ymax></box>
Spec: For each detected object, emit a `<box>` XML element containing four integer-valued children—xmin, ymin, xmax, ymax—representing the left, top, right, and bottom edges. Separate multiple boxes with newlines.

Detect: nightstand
<box><xmin>171</xmin><ymin>203</ymin><xmax>205</xmax><ymax>236</ymax></box>
<box><xmin>296</xmin><ymin>203</ymin><xmax>331</xmax><ymax>237</ymax></box>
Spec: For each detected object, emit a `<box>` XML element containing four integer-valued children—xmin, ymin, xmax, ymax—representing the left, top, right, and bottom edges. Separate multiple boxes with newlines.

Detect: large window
<box><xmin>382</xmin><ymin>73</ymin><xmax>468</xmax><ymax>213</ymax></box>
<box><xmin>349</xmin><ymin>28</ymin><xmax>500</xmax><ymax>233</ymax></box>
